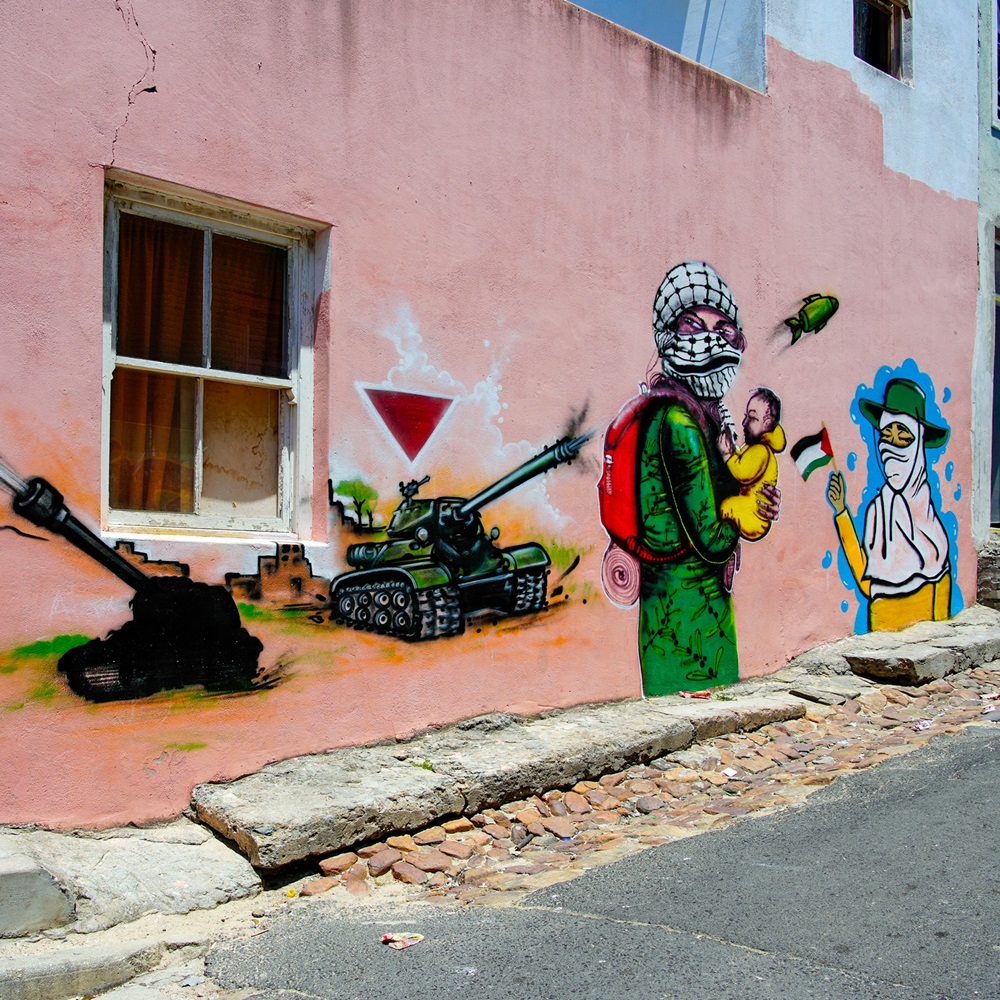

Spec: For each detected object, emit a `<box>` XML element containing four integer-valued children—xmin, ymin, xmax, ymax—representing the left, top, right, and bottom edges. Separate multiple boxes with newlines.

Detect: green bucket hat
<box><xmin>858</xmin><ymin>378</ymin><xmax>949</xmax><ymax>449</ymax></box>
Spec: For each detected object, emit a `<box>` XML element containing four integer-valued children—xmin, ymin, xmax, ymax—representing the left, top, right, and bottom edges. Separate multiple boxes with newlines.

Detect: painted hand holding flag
<box><xmin>791</xmin><ymin>427</ymin><xmax>835</xmax><ymax>481</ymax></box>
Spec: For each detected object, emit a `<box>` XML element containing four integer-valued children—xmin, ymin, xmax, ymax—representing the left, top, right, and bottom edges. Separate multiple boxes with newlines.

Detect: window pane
<box><xmin>117</xmin><ymin>213</ymin><xmax>204</xmax><ymax>366</ymax></box>
<box><xmin>109</xmin><ymin>369</ymin><xmax>196</xmax><ymax>512</ymax></box>
<box><xmin>211</xmin><ymin>235</ymin><xmax>286</xmax><ymax>378</ymax></box>
<box><xmin>854</xmin><ymin>0</ymin><xmax>893</xmax><ymax>75</ymax></box>
<box><xmin>201</xmin><ymin>382</ymin><xmax>279</xmax><ymax>519</ymax></box>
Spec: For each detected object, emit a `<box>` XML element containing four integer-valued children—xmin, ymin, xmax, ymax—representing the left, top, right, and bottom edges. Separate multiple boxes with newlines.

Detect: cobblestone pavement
<box><xmin>288</xmin><ymin>666</ymin><xmax>1000</xmax><ymax>910</ymax></box>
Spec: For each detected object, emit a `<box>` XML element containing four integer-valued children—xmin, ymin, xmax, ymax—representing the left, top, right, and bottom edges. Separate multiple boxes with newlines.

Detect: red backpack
<box><xmin>598</xmin><ymin>383</ymin><xmax>692</xmax><ymax>564</ymax></box>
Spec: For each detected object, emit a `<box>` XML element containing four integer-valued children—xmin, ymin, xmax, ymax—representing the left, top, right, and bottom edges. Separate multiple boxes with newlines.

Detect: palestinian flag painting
<box><xmin>791</xmin><ymin>428</ymin><xmax>834</xmax><ymax>481</ymax></box>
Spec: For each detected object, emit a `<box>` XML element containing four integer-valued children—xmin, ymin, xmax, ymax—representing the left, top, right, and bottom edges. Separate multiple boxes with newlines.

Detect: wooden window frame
<box><xmin>854</xmin><ymin>0</ymin><xmax>912</xmax><ymax>81</ymax></box>
<box><xmin>102</xmin><ymin>172</ymin><xmax>318</xmax><ymax>538</ymax></box>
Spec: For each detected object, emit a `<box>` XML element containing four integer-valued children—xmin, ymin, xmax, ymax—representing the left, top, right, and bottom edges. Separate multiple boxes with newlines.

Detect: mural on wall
<box><xmin>599</xmin><ymin>262</ymin><xmax>781</xmax><ymax>696</ymax></box>
<box><xmin>718</xmin><ymin>387</ymin><xmax>785</xmax><ymax>541</ymax></box>
<box><xmin>0</xmin><ymin>458</ymin><xmax>262</xmax><ymax>702</ymax></box>
<box><xmin>823</xmin><ymin>363</ymin><xmax>960</xmax><ymax>633</ymax></box>
<box><xmin>0</xmin><ymin>304</ymin><xmax>597</xmax><ymax>706</ymax></box>
<box><xmin>359</xmin><ymin>384</ymin><xmax>455</xmax><ymax>464</ymax></box>
<box><xmin>330</xmin><ymin>477</ymin><xmax>383</xmax><ymax>533</ymax></box>
<box><xmin>783</xmin><ymin>293</ymin><xmax>839</xmax><ymax>344</ymax></box>
<box><xmin>323</xmin><ymin>432</ymin><xmax>592</xmax><ymax>641</ymax></box>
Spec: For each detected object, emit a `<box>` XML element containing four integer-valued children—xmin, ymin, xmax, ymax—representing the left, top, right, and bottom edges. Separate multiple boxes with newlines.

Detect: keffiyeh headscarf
<box><xmin>652</xmin><ymin>261</ymin><xmax>744</xmax><ymax>430</ymax></box>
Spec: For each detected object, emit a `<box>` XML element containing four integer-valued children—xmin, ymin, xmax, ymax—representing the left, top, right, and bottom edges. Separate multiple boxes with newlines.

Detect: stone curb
<box><xmin>0</xmin><ymin>938</ymin><xmax>200</xmax><ymax>1000</ymax></box>
<box><xmin>779</xmin><ymin>604</ymin><xmax>1000</xmax><ymax>680</ymax></box>
<box><xmin>184</xmin><ymin>607</ymin><xmax>1000</xmax><ymax>871</ymax></box>
<box><xmin>0</xmin><ymin>820</ymin><xmax>262</xmax><ymax>940</ymax></box>
<box><xmin>191</xmin><ymin>692</ymin><xmax>807</xmax><ymax>870</ymax></box>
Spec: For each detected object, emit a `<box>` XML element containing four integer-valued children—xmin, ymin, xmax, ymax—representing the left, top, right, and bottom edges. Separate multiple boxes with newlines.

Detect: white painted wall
<box><xmin>975</xmin><ymin>0</ymin><xmax>1000</xmax><ymax>544</ymax></box>
<box><xmin>768</xmin><ymin>0</ymin><xmax>978</xmax><ymax>201</ymax></box>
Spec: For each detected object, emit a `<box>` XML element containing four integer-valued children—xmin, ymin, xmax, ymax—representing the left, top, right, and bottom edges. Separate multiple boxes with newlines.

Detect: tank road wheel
<box><xmin>65</xmin><ymin>659</ymin><xmax>129</xmax><ymax>702</ymax></box>
<box><xmin>59</xmin><ymin>639</ymin><xmax>157</xmax><ymax>702</ymax></box>
<box><xmin>202</xmin><ymin>631</ymin><xmax>263</xmax><ymax>693</ymax></box>
<box><xmin>331</xmin><ymin>577</ymin><xmax>422</xmax><ymax>639</ymax></box>
<box><xmin>512</xmin><ymin>567</ymin><xmax>548</xmax><ymax>615</ymax></box>
<box><xmin>415</xmin><ymin>585</ymin><xmax>463</xmax><ymax>640</ymax></box>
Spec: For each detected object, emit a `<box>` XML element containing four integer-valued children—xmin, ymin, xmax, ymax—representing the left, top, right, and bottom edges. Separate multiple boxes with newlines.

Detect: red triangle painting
<box><xmin>361</xmin><ymin>386</ymin><xmax>455</xmax><ymax>462</ymax></box>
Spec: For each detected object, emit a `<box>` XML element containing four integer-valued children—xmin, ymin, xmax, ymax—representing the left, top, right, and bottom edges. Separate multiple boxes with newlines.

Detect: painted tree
<box><xmin>334</xmin><ymin>478</ymin><xmax>378</xmax><ymax>526</ymax></box>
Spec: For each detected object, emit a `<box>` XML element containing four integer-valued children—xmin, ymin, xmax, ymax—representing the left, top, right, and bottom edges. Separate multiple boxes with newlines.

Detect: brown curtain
<box><xmin>211</xmin><ymin>235</ymin><xmax>286</xmax><ymax>378</ymax></box>
<box><xmin>110</xmin><ymin>213</ymin><xmax>202</xmax><ymax>512</ymax></box>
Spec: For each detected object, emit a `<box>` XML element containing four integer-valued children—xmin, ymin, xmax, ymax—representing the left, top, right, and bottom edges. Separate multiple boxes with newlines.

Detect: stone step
<box><xmin>0</xmin><ymin>820</ymin><xmax>261</xmax><ymax>940</ymax></box>
<box><xmin>0</xmin><ymin>938</ymin><xmax>180</xmax><ymax>1000</ymax></box>
<box><xmin>190</xmin><ymin>693</ymin><xmax>807</xmax><ymax>870</ymax></box>
<box><xmin>785</xmin><ymin>604</ymin><xmax>1000</xmax><ymax>684</ymax></box>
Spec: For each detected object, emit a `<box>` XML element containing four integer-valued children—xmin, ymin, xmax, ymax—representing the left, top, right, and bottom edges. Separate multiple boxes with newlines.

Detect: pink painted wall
<box><xmin>0</xmin><ymin>0</ymin><xmax>977</xmax><ymax>827</ymax></box>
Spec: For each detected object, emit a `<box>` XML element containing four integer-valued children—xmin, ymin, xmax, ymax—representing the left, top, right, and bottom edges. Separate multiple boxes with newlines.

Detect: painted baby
<box><xmin>719</xmin><ymin>388</ymin><xmax>785</xmax><ymax>541</ymax></box>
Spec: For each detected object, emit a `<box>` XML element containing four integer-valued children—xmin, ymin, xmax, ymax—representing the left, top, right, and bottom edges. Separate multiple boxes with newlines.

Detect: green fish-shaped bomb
<box><xmin>784</xmin><ymin>294</ymin><xmax>839</xmax><ymax>344</ymax></box>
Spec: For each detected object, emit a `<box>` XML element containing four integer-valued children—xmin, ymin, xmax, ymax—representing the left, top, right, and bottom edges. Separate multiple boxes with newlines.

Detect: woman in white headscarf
<box><xmin>827</xmin><ymin>377</ymin><xmax>952</xmax><ymax>631</ymax></box>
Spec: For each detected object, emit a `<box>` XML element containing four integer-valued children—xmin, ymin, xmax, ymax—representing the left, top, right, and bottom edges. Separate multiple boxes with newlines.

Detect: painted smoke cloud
<box><xmin>329</xmin><ymin>304</ymin><xmax>576</xmax><ymax>537</ymax></box>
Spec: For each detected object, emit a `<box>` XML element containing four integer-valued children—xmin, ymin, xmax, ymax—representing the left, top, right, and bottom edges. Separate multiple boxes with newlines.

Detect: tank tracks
<box><xmin>512</xmin><ymin>566</ymin><xmax>548</xmax><ymax>614</ymax></box>
<box><xmin>58</xmin><ymin>626</ymin><xmax>262</xmax><ymax>702</ymax></box>
<box><xmin>331</xmin><ymin>576</ymin><xmax>462</xmax><ymax>641</ymax></box>
<box><xmin>329</xmin><ymin>566</ymin><xmax>547</xmax><ymax>641</ymax></box>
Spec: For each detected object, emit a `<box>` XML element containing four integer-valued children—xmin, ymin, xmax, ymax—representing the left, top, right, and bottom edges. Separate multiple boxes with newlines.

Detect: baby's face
<box><xmin>743</xmin><ymin>394</ymin><xmax>775</xmax><ymax>444</ymax></box>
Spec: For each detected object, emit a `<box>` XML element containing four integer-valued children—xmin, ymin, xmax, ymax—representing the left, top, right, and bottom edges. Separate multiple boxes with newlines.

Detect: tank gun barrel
<box><xmin>456</xmin><ymin>431</ymin><xmax>593</xmax><ymax>518</ymax></box>
<box><xmin>0</xmin><ymin>460</ymin><xmax>150</xmax><ymax>592</ymax></box>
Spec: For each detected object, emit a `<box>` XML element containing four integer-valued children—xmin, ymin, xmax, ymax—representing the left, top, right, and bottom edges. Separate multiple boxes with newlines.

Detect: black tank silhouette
<box><xmin>0</xmin><ymin>465</ymin><xmax>261</xmax><ymax>702</ymax></box>
<box><xmin>327</xmin><ymin>434</ymin><xmax>592</xmax><ymax>640</ymax></box>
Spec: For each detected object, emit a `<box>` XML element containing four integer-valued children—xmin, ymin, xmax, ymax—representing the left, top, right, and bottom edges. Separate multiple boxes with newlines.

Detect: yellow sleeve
<box><xmin>834</xmin><ymin>509</ymin><xmax>871</xmax><ymax>597</ymax></box>
<box><xmin>726</xmin><ymin>444</ymin><xmax>769</xmax><ymax>485</ymax></box>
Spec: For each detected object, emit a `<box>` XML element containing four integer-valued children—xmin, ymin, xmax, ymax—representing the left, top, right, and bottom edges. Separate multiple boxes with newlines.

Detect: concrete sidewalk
<box><xmin>3</xmin><ymin>604</ymin><xmax>1000</xmax><ymax>1000</ymax></box>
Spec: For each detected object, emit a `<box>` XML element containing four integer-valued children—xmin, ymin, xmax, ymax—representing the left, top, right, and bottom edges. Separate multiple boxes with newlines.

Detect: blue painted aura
<box><xmin>831</xmin><ymin>359</ymin><xmax>962</xmax><ymax>633</ymax></box>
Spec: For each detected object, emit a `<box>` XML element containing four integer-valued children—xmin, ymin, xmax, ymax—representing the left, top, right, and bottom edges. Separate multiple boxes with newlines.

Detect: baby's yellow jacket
<box><xmin>720</xmin><ymin>424</ymin><xmax>786</xmax><ymax>541</ymax></box>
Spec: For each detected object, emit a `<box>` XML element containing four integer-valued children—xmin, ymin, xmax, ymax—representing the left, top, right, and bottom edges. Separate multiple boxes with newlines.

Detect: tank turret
<box><xmin>327</xmin><ymin>432</ymin><xmax>592</xmax><ymax>640</ymax></box>
<box><xmin>0</xmin><ymin>459</ymin><xmax>262</xmax><ymax>701</ymax></box>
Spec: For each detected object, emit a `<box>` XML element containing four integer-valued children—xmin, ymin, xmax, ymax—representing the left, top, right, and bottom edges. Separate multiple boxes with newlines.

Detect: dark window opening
<box><xmin>854</xmin><ymin>0</ymin><xmax>907</xmax><ymax>79</ymax></box>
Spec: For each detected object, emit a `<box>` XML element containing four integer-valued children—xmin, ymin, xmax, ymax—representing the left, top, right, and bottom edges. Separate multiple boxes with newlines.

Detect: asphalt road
<box><xmin>207</xmin><ymin>724</ymin><xmax>1000</xmax><ymax>1000</ymax></box>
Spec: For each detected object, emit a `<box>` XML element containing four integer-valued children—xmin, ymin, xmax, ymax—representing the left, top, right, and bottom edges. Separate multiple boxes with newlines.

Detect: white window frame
<box><xmin>102</xmin><ymin>171</ymin><xmax>319</xmax><ymax>539</ymax></box>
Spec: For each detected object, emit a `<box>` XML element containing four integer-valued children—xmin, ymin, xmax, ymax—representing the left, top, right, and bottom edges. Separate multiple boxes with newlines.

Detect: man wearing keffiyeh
<box><xmin>632</xmin><ymin>261</ymin><xmax>780</xmax><ymax>695</ymax></box>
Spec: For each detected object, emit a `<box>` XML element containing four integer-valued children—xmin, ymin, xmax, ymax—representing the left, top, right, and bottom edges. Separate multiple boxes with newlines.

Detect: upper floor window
<box><xmin>854</xmin><ymin>0</ymin><xmax>911</xmax><ymax>80</ymax></box>
<box><xmin>103</xmin><ymin>174</ymin><xmax>319</xmax><ymax>536</ymax></box>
